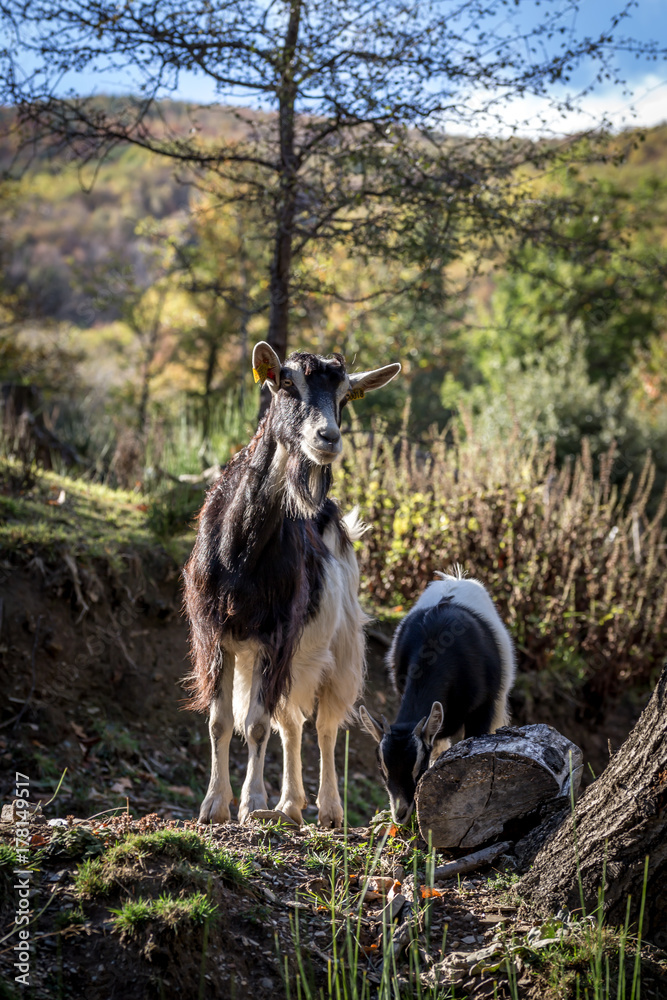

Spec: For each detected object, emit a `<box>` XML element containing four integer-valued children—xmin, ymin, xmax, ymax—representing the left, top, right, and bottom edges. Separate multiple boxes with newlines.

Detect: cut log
<box><xmin>416</xmin><ymin>724</ymin><xmax>583</xmax><ymax>850</ymax></box>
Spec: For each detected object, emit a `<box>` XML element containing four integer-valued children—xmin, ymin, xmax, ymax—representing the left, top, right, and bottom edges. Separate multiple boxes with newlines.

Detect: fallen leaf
<box><xmin>47</xmin><ymin>489</ymin><xmax>66</xmax><ymax>506</ymax></box>
<box><xmin>420</xmin><ymin>886</ymin><xmax>444</xmax><ymax>899</ymax></box>
<box><xmin>387</xmin><ymin>880</ymin><xmax>403</xmax><ymax>901</ymax></box>
<box><xmin>110</xmin><ymin>777</ymin><xmax>133</xmax><ymax>794</ymax></box>
<box><xmin>30</xmin><ymin>833</ymin><xmax>47</xmax><ymax>847</ymax></box>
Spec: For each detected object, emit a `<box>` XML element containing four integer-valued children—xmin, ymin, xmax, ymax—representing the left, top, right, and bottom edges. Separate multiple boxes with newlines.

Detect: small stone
<box><xmin>462</xmin><ymin>934</ymin><xmax>477</xmax><ymax>945</ymax></box>
<box><xmin>381</xmin><ymin>893</ymin><xmax>406</xmax><ymax>923</ymax></box>
<box><xmin>260</xmin><ymin>978</ymin><xmax>273</xmax><ymax>990</ymax></box>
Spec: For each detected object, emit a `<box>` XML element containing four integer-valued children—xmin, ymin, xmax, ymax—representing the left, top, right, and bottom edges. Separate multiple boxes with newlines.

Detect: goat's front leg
<box><xmin>199</xmin><ymin>656</ymin><xmax>234</xmax><ymax>824</ymax></box>
<box><xmin>315</xmin><ymin>693</ymin><xmax>344</xmax><ymax>829</ymax></box>
<box><xmin>275</xmin><ymin>705</ymin><xmax>307</xmax><ymax>825</ymax></box>
<box><xmin>238</xmin><ymin>657</ymin><xmax>271</xmax><ymax>823</ymax></box>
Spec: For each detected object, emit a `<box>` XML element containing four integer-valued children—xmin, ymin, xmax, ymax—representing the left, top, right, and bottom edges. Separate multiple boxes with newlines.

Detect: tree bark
<box><xmin>416</xmin><ymin>724</ymin><xmax>583</xmax><ymax>850</ymax></box>
<box><xmin>521</xmin><ymin>662</ymin><xmax>667</xmax><ymax>941</ymax></box>
<box><xmin>261</xmin><ymin>0</ymin><xmax>301</xmax><ymax>419</ymax></box>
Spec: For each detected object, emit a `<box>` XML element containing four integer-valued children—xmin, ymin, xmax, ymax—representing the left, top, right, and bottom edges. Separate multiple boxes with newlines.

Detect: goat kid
<box><xmin>184</xmin><ymin>341</ymin><xmax>400</xmax><ymax>828</ymax></box>
<box><xmin>360</xmin><ymin>571</ymin><xmax>515</xmax><ymax>825</ymax></box>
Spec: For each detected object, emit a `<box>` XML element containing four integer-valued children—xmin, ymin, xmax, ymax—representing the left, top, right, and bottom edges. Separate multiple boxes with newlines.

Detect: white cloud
<box><xmin>452</xmin><ymin>73</ymin><xmax>667</xmax><ymax>137</ymax></box>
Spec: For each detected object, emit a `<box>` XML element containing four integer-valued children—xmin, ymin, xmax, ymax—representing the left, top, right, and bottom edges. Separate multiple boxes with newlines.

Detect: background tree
<box><xmin>1</xmin><ymin>0</ymin><xmax>662</xmax><ymax>372</ymax></box>
<box><xmin>175</xmin><ymin>185</ymin><xmax>269</xmax><ymax>432</ymax></box>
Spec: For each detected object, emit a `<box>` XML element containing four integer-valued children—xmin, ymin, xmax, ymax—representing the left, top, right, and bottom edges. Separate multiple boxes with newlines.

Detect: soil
<box><xmin>1</xmin><ymin>556</ymin><xmax>663</xmax><ymax>999</ymax></box>
<box><xmin>0</xmin><ymin>559</ymin><xmax>645</xmax><ymax>823</ymax></box>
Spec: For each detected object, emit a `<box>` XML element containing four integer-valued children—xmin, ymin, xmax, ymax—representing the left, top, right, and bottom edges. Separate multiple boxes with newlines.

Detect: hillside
<box><xmin>2</xmin><ymin>104</ymin><xmax>667</xmax><ymax>329</ymax></box>
<box><xmin>1</xmin><ymin>458</ymin><xmax>666</xmax><ymax>999</ymax></box>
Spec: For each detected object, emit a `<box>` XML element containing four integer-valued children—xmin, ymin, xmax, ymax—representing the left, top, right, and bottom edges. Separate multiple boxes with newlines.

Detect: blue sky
<box><xmin>4</xmin><ymin>1</ymin><xmax>666</xmax><ymax>136</ymax></box>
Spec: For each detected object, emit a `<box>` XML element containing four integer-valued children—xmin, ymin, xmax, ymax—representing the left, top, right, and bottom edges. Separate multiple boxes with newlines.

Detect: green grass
<box><xmin>74</xmin><ymin>857</ymin><xmax>114</xmax><ymax>897</ymax></box>
<box><xmin>73</xmin><ymin>828</ymin><xmax>250</xmax><ymax>899</ymax></box>
<box><xmin>54</xmin><ymin>903</ymin><xmax>87</xmax><ymax>930</ymax></box>
<box><xmin>0</xmin><ymin>455</ymin><xmax>191</xmax><ymax>569</ymax></box>
<box><xmin>345</xmin><ymin>774</ymin><xmax>390</xmax><ymax>828</ymax></box>
<box><xmin>110</xmin><ymin>890</ymin><xmax>218</xmax><ymax>939</ymax></box>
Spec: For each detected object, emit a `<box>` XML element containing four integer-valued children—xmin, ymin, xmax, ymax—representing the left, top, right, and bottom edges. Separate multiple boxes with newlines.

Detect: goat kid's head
<box><xmin>253</xmin><ymin>341</ymin><xmax>400</xmax><ymax>467</ymax></box>
<box><xmin>359</xmin><ymin>702</ymin><xmax>444</xmax><ymax>826</ymax></box>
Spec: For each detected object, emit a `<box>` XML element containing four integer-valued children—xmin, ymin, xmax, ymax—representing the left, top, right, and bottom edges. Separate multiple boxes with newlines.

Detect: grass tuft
<box><xmin>110</xmin><ymin>891</ymin><xmax>218</xmax><ymax>939</ymax></box>
<box><xmin>73</xmin><ymin>828</ymin><xmax>249</xmax><ymax>899</ymax></box>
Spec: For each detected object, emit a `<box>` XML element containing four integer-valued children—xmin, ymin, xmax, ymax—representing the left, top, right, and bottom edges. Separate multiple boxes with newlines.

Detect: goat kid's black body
<box><xmin>184</xmin><ymin>352</ymin><xmax>350</xmax><ymax>717</ymax></box>
<box><xmin>381</xmin><ymin>599</ymin><xmax>503</xmax><ymax>806</ymax></box>
<box><xmin>391</xmin><ymin>598</ymin><xmax>503</xmax><ymax>736</ymax></box>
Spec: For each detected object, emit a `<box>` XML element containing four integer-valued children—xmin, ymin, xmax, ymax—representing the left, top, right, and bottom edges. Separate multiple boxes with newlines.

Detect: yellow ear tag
<box><xmin>348</xmin><ymin>386</ymin><xmax>365</xmax><ymax>401</ymax></box>
<box><xmin>253</xmin><ymin>362</ymin><xmax>276</xmax><ymax>385</ymax></box>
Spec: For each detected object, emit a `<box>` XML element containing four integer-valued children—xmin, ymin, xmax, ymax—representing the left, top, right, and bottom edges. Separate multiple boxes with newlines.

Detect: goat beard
<box><xmin>283</xmin><ymin>450</ymin><xmax>332</xmax><ymax>518</ymax></box>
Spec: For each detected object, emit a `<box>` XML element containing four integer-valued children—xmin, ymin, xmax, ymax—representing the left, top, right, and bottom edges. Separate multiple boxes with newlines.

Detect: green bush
<box><xmin>442</xmin><ymin>334</ymin><xmax>667</xmax><ymax>509</ymax></box>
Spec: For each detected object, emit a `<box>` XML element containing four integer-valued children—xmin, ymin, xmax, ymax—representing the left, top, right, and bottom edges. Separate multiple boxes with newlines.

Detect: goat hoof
<box><xmin>238</xmin><ymin>794</ymin><xmax>268</xmax><ymax>824</ymax></box>
<box><xmin>317</xmin><ymin>802</ymin><xmax>344</xmax><ymax>829</ymax></box>
<box><xmin>198</xmin><ymin>793</ymin><xmax>231</xmax><ymax>825</ymax></box>
<box><xmin>275</xmin><ymin>800</ymin><xmax>304</xmax><ymax>825</ymax></box>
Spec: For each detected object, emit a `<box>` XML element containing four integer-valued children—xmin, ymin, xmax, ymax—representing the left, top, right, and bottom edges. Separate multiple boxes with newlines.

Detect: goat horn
<box><xmin>380</xmin><ymin>714</ymin><xmax>391</xmax><ymax>736</ymax></box>
<box><xmin>413</xmin><ymin>716</ymin><xmax>427</xmax><ymax>739</ymax></box>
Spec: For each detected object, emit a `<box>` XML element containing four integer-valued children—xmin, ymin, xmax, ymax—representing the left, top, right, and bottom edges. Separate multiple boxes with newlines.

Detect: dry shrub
<box><xmin>339</xmin><ymin>425</ymin><xmax>667</xmax><ymax>712</ymax></box>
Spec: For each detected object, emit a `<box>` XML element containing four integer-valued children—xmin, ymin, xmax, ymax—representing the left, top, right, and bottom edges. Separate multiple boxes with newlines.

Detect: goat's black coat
<box><xmin>183</xmin><ymin>351</ymin><xmax>350</xmax><ymax>716</ymax></box>
<box><xmin>391</xmin><ymin>597</ymin><xmax>503</xmax><ymax>737</ymax></box>
<box><xmin>378</xmin><ymin>597</ymin><xmax>504</xmax><ymax>807</ymax></box>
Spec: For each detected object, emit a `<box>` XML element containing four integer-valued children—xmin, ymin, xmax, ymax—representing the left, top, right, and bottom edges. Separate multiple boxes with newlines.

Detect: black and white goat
<box><xmin>184</xmin><ymin>341</ymin><xmax>400</xmax><ymax>827</ymax></box>
<box><xmin>360</xmin><ymin>572</ymin><xmax>515</xmax><ymax>825</ymax></box>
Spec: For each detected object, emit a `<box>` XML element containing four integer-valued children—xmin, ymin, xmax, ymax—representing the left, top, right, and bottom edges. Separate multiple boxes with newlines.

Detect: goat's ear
<box><xmin>348</xmin><ymin>362</ymin><xmax>401</xmax><ymax>399</ymax></box>
<box><xmin>252</xmin><ymin>341</ymin><xmax>282</xmax><ymax>391</ymax></box>
<box><xmin>359</xmin><ymin>705</ymin><xmax>384</xmax><ymax>744</ymax></box>
<box><xmin>423</xmin><ymin>702</ymin><xmax>444</xmax><ymax>747</ymax></box>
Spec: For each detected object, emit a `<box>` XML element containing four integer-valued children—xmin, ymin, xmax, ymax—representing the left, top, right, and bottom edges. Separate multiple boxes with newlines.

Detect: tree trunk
<box><xmin>521</xmin><ymin>662</ymin><xmax>667</xmax><ymax>941</ymax></box>
<box><xmin>201</xmin><ymin>335</ymin><xmax>218</xmax><ymax>440</ymax></box>
<box><xmin>416</xmin><ymin>724</ymin><xmax>582</xmax><ymax>850</ymax></box>
<box><xmin>260</xmin><ymin>0</ymin><xmax>301</xmax><ymax>419</ymax></box>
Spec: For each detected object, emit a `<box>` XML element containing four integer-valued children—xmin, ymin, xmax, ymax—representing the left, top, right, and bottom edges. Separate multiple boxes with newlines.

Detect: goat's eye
<box><xmin>282</xmin><ymin>378</ymin><xmax>293</xmax><ymax>388</ymax></box>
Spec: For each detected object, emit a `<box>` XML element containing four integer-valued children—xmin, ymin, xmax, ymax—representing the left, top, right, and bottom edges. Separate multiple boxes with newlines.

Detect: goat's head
<box><xmin>253</xmin><ymin>341</ymin><xmax>400</xmax><ymax>464</ymax></box>
<box><xmin>252</xmin><ymin>341</ymin><xmax>400</xmax><ymax>515</ymax></box>
<box><xmin>359</xmin><ymin>702</ymin><xmax>444</xmax><ymax>826</ymax></box>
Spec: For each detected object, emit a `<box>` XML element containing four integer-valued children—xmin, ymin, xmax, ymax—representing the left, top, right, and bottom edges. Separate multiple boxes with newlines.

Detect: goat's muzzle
<box><xmin>305</xmin><ymin>426</ymin><xmax>342</xmax><ymax>464</ymax></box>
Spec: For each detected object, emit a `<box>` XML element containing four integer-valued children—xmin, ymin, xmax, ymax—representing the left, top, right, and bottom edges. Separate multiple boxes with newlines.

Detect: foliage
<box><xmin>339</xmin><ymin>427</ymin><xmax>667</xmax><ymax>713</ymax></box>
<box><xmin>2</xmin><ymin>1</ymin><xmax>658</xmax><ymax>360</ymax></box>
<box><xmin>74</xmin><ymin>828</ymin><xmax>249</xmax><ymax>899</ymax></box>
<box><xmin>444</xmin><ymin>334</ymin><xmax>667</xmax><ymax>507</ymax></box>
<box><xmin>472</xmin><ymin>167</ymin><xmax>667</xmax><ymax>385</ymax></box>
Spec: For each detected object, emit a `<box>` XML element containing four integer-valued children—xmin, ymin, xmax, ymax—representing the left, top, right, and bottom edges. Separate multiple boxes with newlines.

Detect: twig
<box><xmin>82</xmin><ymin>806</ymin><xmax>128</xmax><ymax>823</ymax></box>
<box><xmin>432</xmin><ymin>841</ymin><xmax>512</xmax><ymax>880</ymax></box>
<box><xmin>63</xmin><ymin>554</ymin><xmax>89</xmax><ymax>622</ymax></box>
<box><xmin>366</xmin><ymin>627</ymin><xmax>391</xmax><ymax>648</ymax></box>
